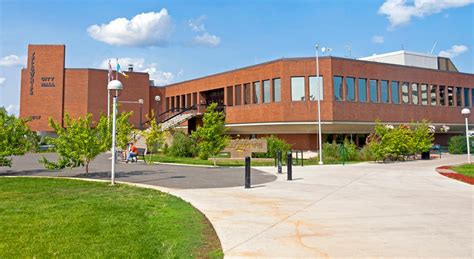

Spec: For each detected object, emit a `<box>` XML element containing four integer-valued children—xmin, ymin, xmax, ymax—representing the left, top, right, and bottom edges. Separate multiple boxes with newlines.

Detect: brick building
<box><xmin>20</xmin><ymin>45</ymin><xmax>474</xmax><ymax>149</ymax></box>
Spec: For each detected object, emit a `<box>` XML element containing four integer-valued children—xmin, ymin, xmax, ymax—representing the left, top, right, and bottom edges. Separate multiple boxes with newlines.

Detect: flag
<box><xmin>108</xmin><ymin>60</ymin><xmax>113</xmax><ymax>82</ymax></box>
<box><xmin>116</xmin><ymin>61</ymin><xmax>129</xmax><ymax>79</ymax></box>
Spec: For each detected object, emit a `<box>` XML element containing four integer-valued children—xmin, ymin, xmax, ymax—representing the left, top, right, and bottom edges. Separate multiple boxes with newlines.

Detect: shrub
<box><xmin>169</xmin><ymin>132</ymin><xmax>196</xmax><ymax>158</ymax></box>
<box><xmin>359</xmin><ymin>145</ymin><xmax>376</xmax><ymax>161</ymax></box>
<box><xmin>343</xmin><ymin>138</ymin><xmax>358</xmax><ymax>161</ymax></box>
<box><xmin>255</xmin><ymin>135</ymin><xmax>292</xmax><ymax>158</ymax></box>
<box><xmin>322</xmin><ymin>141</ymin><xmax>340</xmax><ymax>162</ymax></box>
<box><xmin>448</xmin><ymin>135</ymin><xmax>472</xmax><ymax>154</ymax></box>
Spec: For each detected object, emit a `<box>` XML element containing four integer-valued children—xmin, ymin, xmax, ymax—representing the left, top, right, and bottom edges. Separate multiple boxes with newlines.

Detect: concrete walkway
<box><xmin>1</xmin><ymin>154</ymin><xmax>473</xmax><ymax>258</ymax></box>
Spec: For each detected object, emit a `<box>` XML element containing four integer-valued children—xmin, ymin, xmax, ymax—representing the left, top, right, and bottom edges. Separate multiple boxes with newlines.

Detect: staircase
<box><xmin>161</xmin><ymin>111</ymin><xmax>196</xmax><ymax>131</ymax></box>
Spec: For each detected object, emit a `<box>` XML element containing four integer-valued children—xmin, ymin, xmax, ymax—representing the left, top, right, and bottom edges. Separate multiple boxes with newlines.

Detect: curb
<box><xmin>435</xmin><ymin>165</ymin><xmax>474</xmax><ymax>185</ymax></box>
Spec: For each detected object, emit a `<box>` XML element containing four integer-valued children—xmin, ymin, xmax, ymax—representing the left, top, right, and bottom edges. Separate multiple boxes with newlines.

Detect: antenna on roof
<box><xmin>345</xmin><ymin>44</ymin><xmax>352</xmax><ymax>58</ymax></box>
<box><xmin>429</xmin><ymin>41</ymin><xmax>437</xmax><ymax>56</ymax></box>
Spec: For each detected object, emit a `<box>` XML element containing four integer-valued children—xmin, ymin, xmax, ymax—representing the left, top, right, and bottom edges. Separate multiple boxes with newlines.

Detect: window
<box><xmin>391</xmin><ymin>81</ymin><xmax>399</xmax><ymax>104</ymax></box>
<box><xmin>447</xmin><ymin>86</ymin><xmax>454</xmax><ymax>106</ymax></box>
<box><xmin>346</xmin><ymin>77</ymin><xmax>355</xmax><ymax>101</ymax></box>
<box><xmin>193</xmin><ymin>93</ymin><xmax>197</xmax><ymax>106</ymax></box>
<box><xmin>272</xmin><ymin>78</ymin><xmax>281</xmax><ymax>102</ymax></box>
<box><xmin>358</xmin><ymin>78</ymin><xmax>367</xmax><ymax>102</ymax></box>
<box><xmin>244</xmin><ymin>83</ymin><xmax>251</xmax><ymax>104</ymax></box>
<box><xmin>166</xmin><ymin>97</ymin><xmax>170</xmax><ymax>110</ymax></box>
<box><xmin>381</xmin><ymin>80</ymin><xmax>389</xmax><ymax>103</ymax></box>
<box><xmin>235</xmin><ymin>85</ymin><xmax>242</xmax><ymax>105</ymax></box>
<box><xmin>333</xmin><ymin>76</ymin><xmax>343</xmax><ymax>101</ymax></box>
<box><xmin>226</xmin><ymin>86</ymin><xmax>233</xmax><ymax>106</ymax></box>
<box><xmin>421</xmin><ymin>84</ymin><xmax>428</xmax><ymax>105</ymax></box>
<box><xmin>262</xmin><ymin>80</ymin><xmax>270</xmax><ymax>103</ymax></box>
<box><xmin>252</xmin><ymin>81</ymin><xmax>261</xmax><ymax>104</ymax></box>
<box><xmin>464</xmin><ymin>88</ymin><xmax>470</xmax><ymax>107</ymax></box>
<box><xmin>176</xmin><ymin>96</ymin><xmax>180</xmax><ymax>109</ymax></box>
<box><xmin>181</xmin><ymin>95</ymin><xmax>186</xmax><ymax>108</ymax></box>
<box><xmin>456</xmin><ymin>87</ymin><xmax>462</xmax><ymax>106</ymax></box>
<box><xmin>291</xmin><ymin>77</ymin><xmax>305</xmax><ymax>101</ymax></box>
<box><xmin>411</xmin><ymin>83</ymin><xmax>419</xmax><ymax>105</ymax></box>
<box><xmin>309</xmin><ymin>76</ymin><xmax>324</xmax><ymax>101</ymax></box>
<box><xmin>401</xmin><ymin>82</ymin><xmax>409</xmax><ymax>104</ymax></box>
<box><xmin>370</xmin><ymin>79</ymin><xmax>378</xmax><ymax>103</ymax></box>
<box><xmin>187</xmin><ymin>93</ymin><xmax>192</xmax><ymax>107</ymax></box>
<box><xmin>430</xmin><ymin>85</ymin><xmax>437</xmax><ymax>106</ymax></box>
<box><xmin>439</xmin><ymin>86</ymin><xmax>446</xmax><ymax>105</ymax></box>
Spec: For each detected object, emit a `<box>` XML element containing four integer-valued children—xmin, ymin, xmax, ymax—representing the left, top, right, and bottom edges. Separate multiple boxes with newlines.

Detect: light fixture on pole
<box><xmin>138</xmin><ymin>98</ymin><xmax>144</xmax><ymax>130</ymax></box>
<box><xmin>154</xmin><ymin>95</ymin><xmax>161</xmax><ymax>122</ymax></box>
<box><xmin>108</xmin><ymin>80</ymin><xmax>123</xmax><ymax>185</ymax></box>
<box><xmin>315</xmin><ymin>44</ymin><xmax>332</xmax><ymax>165</ymax></box>
<box><xmin>461</xmin><ymin>108</ymin><xmax>471</xmax><ymax>164</ymax></box>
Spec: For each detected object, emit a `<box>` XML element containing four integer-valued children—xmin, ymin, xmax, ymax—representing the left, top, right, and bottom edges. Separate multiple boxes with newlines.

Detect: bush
<box><xmin>343</xmin><ymin>139</ymin><xmax>358</xmax><ymax>161</ymax></box>
<box><xmin>359</xmin><ymin>145</ymin><xmax>376</xmax><ymax>161</ymax></box>
<box><xmin>169</xmin><ymin>132</ymin><xmax>197</xmax><ymax>158</ymax></box>
<box><xmin>448</xmin><ymin>135</ymin><xmax>472</xmax><ymax>154</ymax></box>
<box><xmin>322</xmin><ymin>141</ymin><xmax>340</xmax><ymax>162</ymax></box>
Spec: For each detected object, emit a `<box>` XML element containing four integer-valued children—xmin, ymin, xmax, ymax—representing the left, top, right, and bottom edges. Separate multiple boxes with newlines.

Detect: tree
<box><xmin>411</xmin><ymin>121</ymin><xmax>434</xmax><ymax>154</ymax></box>
<box><xmin>97</xmin><ymin>111</ymin><xmax>134</xmax><ymax>150</ymax></box>
<box><xmin>192</xmin><ymin>102</ymin><xmax>229</xmax><ymax>166</ymax></box>
<box><xmin>40</xmin><ymin>113</ymin><xmax>105</xmax><ymax>173</ymax></box>
<box><xmin>0</xmin><ymin>108</ymin><xmax>37</xmax><ymax>167</ymax></box>
<box><xmin>141</xmin><ymin>110</ymin><xmax>165</xmax><ymax>162</ymax></box>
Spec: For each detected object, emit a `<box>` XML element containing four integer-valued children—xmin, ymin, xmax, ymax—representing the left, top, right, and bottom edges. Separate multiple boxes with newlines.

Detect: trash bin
<box><xmin>421</xmin><ymin>151</ymin><xmax>430</xmax><ymax>160</ymax></box>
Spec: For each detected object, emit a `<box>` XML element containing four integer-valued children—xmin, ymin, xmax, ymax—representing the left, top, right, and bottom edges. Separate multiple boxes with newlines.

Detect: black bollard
<box><xmin>287</xmin><ymin>153</ymin><xmax>292</xmax><ymax>181</ymax></box>
<box><xmin>245</xmin><ymin>156</ymin><xmax>251</xmax><ymax>188</ymax></box>
<box><xmin>277</xmin><ymin>150</ymin><xmax>282</xmax><ymax>174</ymax></box>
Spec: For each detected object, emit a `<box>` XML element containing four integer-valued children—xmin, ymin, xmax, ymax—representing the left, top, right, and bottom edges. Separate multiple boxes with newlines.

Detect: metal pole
<box><xmin>111</xmin><ymin>95</ymin><xmax>117</xmax><ymax>185</ymax></box>
<box><xmin>140</xmin><ymin>103</ymin><xmax>143</xmax><ymax>130</ymax></box>
<box><xmin>277</xmin><ymin>150</ymin><xmax>282</xmax><ymax>174</ymax></box>
<box><xmin>245</xmin><ymin>156</ymin><xmax>251</xmax><ymax>188</ymax></box>
<box><xmin>466</xmin><ymin>117</ymin><xmax>471</xmax><ymax>164</ymax></box>
<box><xmin>316</xmin><ymin>45</ymin><xmax>323</xmax><ymax>165</ymax></box>
<box><xmin>287</xmin><ymin>153</ymin><xmax>292</xmax><ymax>181</ymax></box>
<box><xmin>107</xmin><ymin>91</ymin><xmax>110</xmax><ymax>126</ymax></box>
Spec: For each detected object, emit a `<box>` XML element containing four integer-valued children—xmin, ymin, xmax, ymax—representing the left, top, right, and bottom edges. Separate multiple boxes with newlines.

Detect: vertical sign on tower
<box><xmin>29</xmin><ymin>52</ymin><xmax>35</xmax><ymax>95</ymax></box>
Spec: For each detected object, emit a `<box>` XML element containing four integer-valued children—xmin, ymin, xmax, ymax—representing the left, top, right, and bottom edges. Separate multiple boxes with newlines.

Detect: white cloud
<box><xmin>378</xmin><ymin>0</ymin><xmax>474</xmax><ymax>29</ymax></box>
<box><xmin>188</xmin><ymin>15</ymin><xmax>207</xmax><ymax>32</ymax></box>
<box><xmin>193</xmin><ymin>32</ymin><xmax>221</xmax><ymax>47</ymax></box>
<box><xmin>438</xmin><ymin>44</ymin><xmax>468</xmax><ymax>58</ymax></box>
<box><xmin>4</xmin><ymin>104</ymin><xmax>19</xmax><ymax>116</ymax></box>
<box><xmin>0</xmin><ymin>77</ymin><xmax>5</xmax><ymax>85</ymax></box>
<box><xmin>87</xmin><ymin>9</ymin><xmax>173</xmax><ymax>47</ymax></box>
<box><xmin>100</xmin><ymin>58</ymin><xmax>175</xmax><ymax>86</ymax></box>
<box><xmin>371</xmin><ymin>35</ymin><xmax>384</xmax><ymax>44</ymax></box>
<box><xmin>0</xmin><ymin>55</ymin><xmax>26</xmax><ymax>67</ymax></box>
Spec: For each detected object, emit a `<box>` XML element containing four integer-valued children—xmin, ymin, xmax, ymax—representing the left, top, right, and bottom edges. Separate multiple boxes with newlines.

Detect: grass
<box><xmin>0</xmin><ymin>177</ymin><xmax>222</xmax><ymax>258</ymax></box>
<box><xmin>451</xmin><ymin>164</ymin><xmax>474</xmax><ymax>178</ymax></box>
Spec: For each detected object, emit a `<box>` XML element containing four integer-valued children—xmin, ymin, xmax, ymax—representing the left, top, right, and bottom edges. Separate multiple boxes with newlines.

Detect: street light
<box><xmin>461</xmin><ymin>108</ymin><xmax>471</xmax><ymax>163</ymax></box>
<box><xmin>108</xmin><ymin>80</ymin><xmax>123</xmax><ymax>185</ymax></box>
<box><xmin>154</xmin><ymin>95</ymin><xmax>161</xmax><ymax>122</ymax></box>
<box><xmin>138</xmin><ymin>98</ymin><xmax>144</xmax><ymax>130</ymax></box>
<box><xmin>315</xmin><ymin>44</ymin><xmax>332</xmax><ymax>165</ymax></box>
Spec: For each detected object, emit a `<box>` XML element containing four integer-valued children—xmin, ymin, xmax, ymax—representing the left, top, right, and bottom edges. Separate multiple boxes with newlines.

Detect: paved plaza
<box><xmin>1</xmin><ymin>153</ymin><xmax>472</xmax><ymax>258</ymax></box>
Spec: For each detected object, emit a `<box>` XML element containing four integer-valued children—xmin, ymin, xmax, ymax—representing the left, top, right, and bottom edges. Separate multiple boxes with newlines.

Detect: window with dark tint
<box><xmin>193</xmin><ymin>93</ymin><xmax>197</xmax><ymax>106</ymax></box>
<box><xmin>262</xmin><ymin>80</ymin><xmax>270</xmax><ymax>103</ymax></box>
<box><xmin>370</xmin><ymin>79</ymin><xmax>378</xmax><ymax>103</ymax></box>
<box><xmin>235</xmin><ymin>85</ymin><xmax>242</xmax><ymax>105</ymax></box>
<box><xmin>291</xmin><ymin>77</ymin><xmax>305</xmax><ymax>101</ymax></box>
<box><xmin>309</xmin><ymin>76</ymin><xmax>323</xmax><ymax>100</ymax></box>
<box><xmin>456</xmin><ymin>87</ymin><xmax>462</xmax><ymax>106</ymax></box>
<box><xmin>181</xmin><ymin>95</ymin><xmax>186</xmax><ymax>108</ymax></box>
<box><xmin>439</xmin><ymin>86</ymin><xmax>446</xmax><ymax>105</ymax></box>
<box><xmin>244</xmin><ymin>83</ymin><xmax>251</xmax><ymax>104</ymax></box>
<box><xmin>272</xmin><ymin>78</ymin><xmax>281</xmax><ymax>102</ymax></box>
<box><xmin>176</xmin><ymin>96</ymin><xmax>180</xmax><ymax>109</ymax></box>
<box><xmin>430</xmin><ymin>85</ymin><xmax>437</xmax><ymax>105</ymax></box>
<box><xmin>411</xmin><ymin>83</ymin><xmax>419</xmax><ymax>105</ymax></box>
<box><xmin>358</xmin><ymin>78</ymin><xmax>367</xmax><ymax>102</ymax></box>
<box><xmin>401</xmin><ymin>82</ymin><xmax>409</xmax><ymax>104</ymax></box>
<box><xmin>252</xmin><ymin>81</ymin><xmax>261</xmax><ymax>104</ymax></box>
<box><xmin>166</xmin><ymin>97</ymin><xmax>170</xmax><ymax>110</ymax></box>
<box><xmin>464</xmin><ymin>88</ymin><xmax>470</xmax><ymax>107</ymax></box>
<box><xmin>381</xmin><ymin>80</ymin><xmax>389</xmax><ymax>103</ymax></box>
<box><xmin>420</xmin><ymin>84</ymin><xmax>428</xmax><ymax>105</ymax></box>
<box><xmin>226</xmin><ymin>86</ymin><xmax>233</xmax><ymax>106</ymax></box>
<box><xmin>391</xmin><ymin>81</ymin><xmax>399</xmax><ymax>104</ymax></box>
<box><xmin>187</xmin><ymin>93</ymin><xmax>192</xmax><ymax>107</ymax></box>
<box><xmin>447</xmin><ymin>86</ymin><xmax>454</xmax><ymax>106</ymax></box>
<box><xmin>346</xmin><ymin>77</ymin><xmax>355</xmax><ymax>101</ymax></box>
<box><xmin>333</xmin><ymin>76</ymin><xmax>343</xmax><ymax>101</ymax></box>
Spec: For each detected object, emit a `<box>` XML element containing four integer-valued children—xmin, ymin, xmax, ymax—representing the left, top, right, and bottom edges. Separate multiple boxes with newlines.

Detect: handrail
<box><xmin>143</xmin><ymin>103</ymin><xmax>226</xmax><ymax>126</ymax></box>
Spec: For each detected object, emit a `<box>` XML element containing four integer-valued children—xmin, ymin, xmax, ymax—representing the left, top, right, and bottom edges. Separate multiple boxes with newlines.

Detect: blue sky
<box><xmin>1</xmin><ymin>0</ymin><xmax>473</xmax><ymax>115</ymax></box>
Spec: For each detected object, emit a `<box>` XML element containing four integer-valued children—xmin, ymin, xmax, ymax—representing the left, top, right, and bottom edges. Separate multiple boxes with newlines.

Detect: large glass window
<box><xmin>447</xmin><ymin>86</ymin><xmax>454</xmax><ymax>106</ymax></box>
<box><xmin>309</xmin><ymin>76</ymin><xmax>323</xmax><ymax>101</ymax></box>
<box><xmin>370</xmin><ymin>79</ymin><xmax>378</xmax><ymax>103</ymax></box>
<box><xmin>244</xmin><ymin>83</ymin><xmax>251</xmax><ymax>105</ymax></box>
<box><xmin>193</xmin><ymin>93</ymin><xmax>197</xmax><ymax>106</ymax></box>
<box><xmin>464</xmin><ymin>88</ymin><xmax>470</xmax><ymax>107</ymax></box>
<box><xmin>456</xmin><ymin>87</ymin><xmax>462</xmax><ymax>106</ymax></box>
<box><xmin>381</xmin><ymin>80</ymin><xmax>389</xmax><ymax>103</ymax></box>
<box><xmin>391</xmin><ymin>81</ymin><xmax>399</xmax><ymax>104</ymax></box>
<box><xmin>411</xmin><ymin>83</ymin><xmax>419</xmax><ymax>105</ymax></box>
<box><xmin>226</xmin><ymin>86</ymin><xmax>233</xmax><ymax>106</ymax></box>
<box><xmin>345</xmin><ymin>77</ymin><xmax>355</xmax><ymax>101</ymax></box>
<box><xmin>176</xmin><ymin>96</ymin><xmax>180</xmax><ymax>108</ymax></box>
<box><xmin>402</xmin><ymin>82</ymin><xmax>409</xmax><ymax>104</ymax></box>
<box><xmin>420</xmin><ymin>84</ymin><xmax>428</xmax><ymax>105</ymax></box>
<box><xmin>272</xmin><ymin>78</ymin><xmax>281</xmax><ymax>102</ymax></box>
<box><xmin>262</xmin><ymin>80</ymin><xmax>270</xmax><ymax>103</ymax></box>
<box><xmin>430</xmin><ymin>85</ymin><xmax>437</xmax><ymax>105</ymax></box>
<box><xmin>235</xmin><ymin>85</ymin><xmax>242</xmax><ymax>105</ymax></box>
<box><xmin>358</xmin><ymin>78</ymin><xmax>367</xmax><ymax>102</ymax></box>
<box><xmin>252</xmin><ymin>81</ymin><xmax>261</xmax><ymax>104</ymax></box>
<box><xmin>333</xmin><ymin>76</ymin><xmax>343</xmax><ymax>101</ymax></box>
<box><xmin>439</xmin><ymin>86</ymin><xmax>446</xmax><ymax>105</ymax></box>
<box><xmin>291</xmin><ymin>77</ymin><xmax>305</xmax><ymax>101</ymax></box>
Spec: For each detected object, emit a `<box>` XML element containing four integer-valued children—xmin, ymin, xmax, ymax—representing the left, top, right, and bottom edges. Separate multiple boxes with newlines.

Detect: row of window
<box><xmin>229</xmin><ymin>78</ymin><xmax>282</xmax><ymax>105</ymax></box>
<box><xmin>333</xmin><ymin>75</ymin><xmax>473</xmax><ymax>107</ymax></box>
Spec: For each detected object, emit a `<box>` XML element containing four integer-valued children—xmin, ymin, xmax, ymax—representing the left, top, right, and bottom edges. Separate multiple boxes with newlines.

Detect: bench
<box><xmin>130</xmin><ymin>148</ymin><xmax>147</xmax><ymax>163</ymax></box>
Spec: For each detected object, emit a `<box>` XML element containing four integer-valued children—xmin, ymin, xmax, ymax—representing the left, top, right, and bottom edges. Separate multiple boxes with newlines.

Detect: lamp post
<box><xmin>138</xmin><ymin>98</ymin><xmax>144</xmax><ymax>130</ymax></box>
<box><xmin>107</xmin><ymin>80</ymin><xmax>123</xmax><ymax>185</ymax></box>
<box><xmin>461</xmin><ymin>108</ymin><xmax>471</xmax><ymax>164</ymax></box>
<box><xmin>315</xmin><ymin>44</ymin><xmax>332</xmax><ymax>165</ymax></box>
<box><xmin>155</xmin><ymin>95</ymin><xmax>161</xmax><ymax>122</ymax></box>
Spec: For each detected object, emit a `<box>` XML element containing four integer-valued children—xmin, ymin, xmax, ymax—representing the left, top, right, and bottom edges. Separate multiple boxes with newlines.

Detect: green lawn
<box><xmin>0</xmin><ymin>177</ymin><xmax>222</xmax><ymax>258</ymax></box>
<box><xmin>451</xmin><ymin>164</ymin><xmax>474</xmax><ymax>178</ymax></box>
